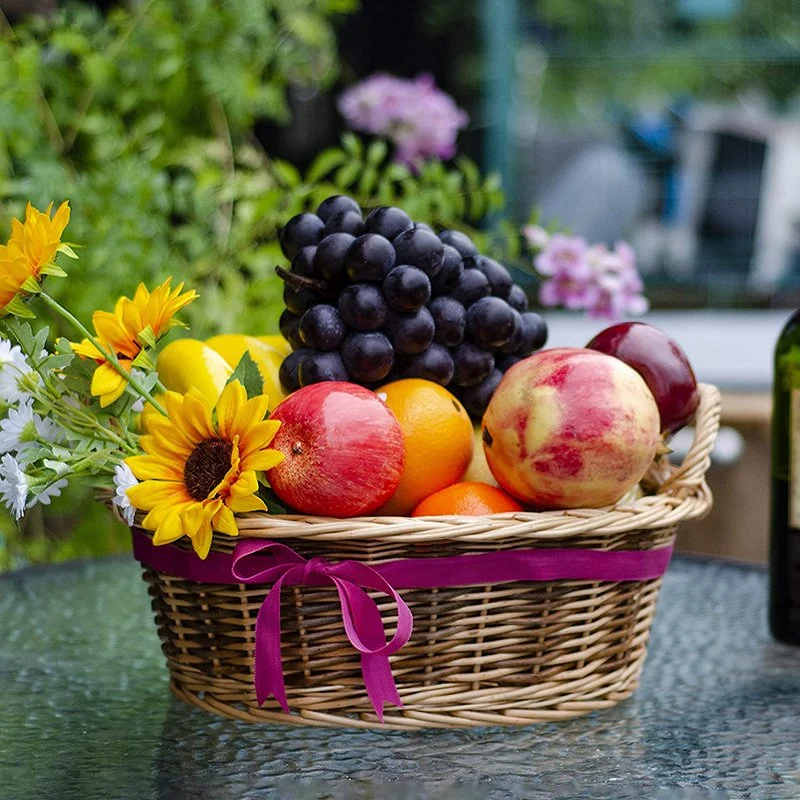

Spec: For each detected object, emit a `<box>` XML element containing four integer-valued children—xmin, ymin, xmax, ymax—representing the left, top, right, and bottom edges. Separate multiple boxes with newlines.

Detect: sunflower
<box><xmin>0</xmin><ymin>201</ymin><xmax>71</xmax><ymax>316</ymax></box>
<box><xmin>71</xmin><ymin>278</ymin><xmax>197</xmax><ymax>407</ymax></box>
<box><xmin>125</xmin><ymin>380</ymin><xmax>284</xmax><ymax>559</ymax></box>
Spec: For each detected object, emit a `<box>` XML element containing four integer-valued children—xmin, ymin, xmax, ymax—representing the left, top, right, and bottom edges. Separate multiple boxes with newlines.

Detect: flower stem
<box><xmin>38</xmin><ymin>292</ymin><xmax>167</xmax><ymax>416</ymax></box>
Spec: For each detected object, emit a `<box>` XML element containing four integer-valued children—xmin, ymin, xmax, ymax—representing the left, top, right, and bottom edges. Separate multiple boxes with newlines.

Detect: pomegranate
<box><xmin>267</xmin><ymin>382</ymin><xmax>405</xmax><ymax>517</ymax></box>
<box><xmin>482</xmin><ymin>347</ymin><xmax>660</xmax><ymax>509</ymax></box>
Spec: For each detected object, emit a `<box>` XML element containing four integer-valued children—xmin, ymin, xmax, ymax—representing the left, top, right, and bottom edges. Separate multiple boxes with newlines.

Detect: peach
<box><xmin>482</xmin><ymin>347</ymin><xmax>660</xmax><ymax>509</ymax></box>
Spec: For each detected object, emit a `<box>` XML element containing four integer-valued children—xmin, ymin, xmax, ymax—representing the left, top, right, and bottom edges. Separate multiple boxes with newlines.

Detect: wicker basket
<box><xmin>136</xmin><ymin>383</ymin><xmax>721</xmax><ymax>730</ymax></box>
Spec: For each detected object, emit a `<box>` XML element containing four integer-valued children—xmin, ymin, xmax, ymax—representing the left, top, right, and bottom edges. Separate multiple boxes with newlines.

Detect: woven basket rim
<box><xmin>209</xmin><ymin>382</ymin><xmax>721</xmax><ymax>545</ymax></box>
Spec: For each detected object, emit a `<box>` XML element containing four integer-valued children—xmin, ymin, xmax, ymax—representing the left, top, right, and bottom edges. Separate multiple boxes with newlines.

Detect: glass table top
<box><xmin>1</xmin><ymin>554</ymin><xmax>799</xmax><ymax>799</ymax></box>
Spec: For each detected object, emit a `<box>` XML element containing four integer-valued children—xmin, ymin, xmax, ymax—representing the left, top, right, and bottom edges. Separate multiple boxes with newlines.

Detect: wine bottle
<box><xmin>770</xmin><ymin>308</ymin><xmax>800</xmax><ymax>645</ymax></box>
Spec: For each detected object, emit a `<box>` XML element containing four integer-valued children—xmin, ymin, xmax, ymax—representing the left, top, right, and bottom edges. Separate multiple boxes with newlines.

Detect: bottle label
<box><xmin>792</xmin><ymin>389</ymin><xmax>800</xmax><ymax>528</ymax></box>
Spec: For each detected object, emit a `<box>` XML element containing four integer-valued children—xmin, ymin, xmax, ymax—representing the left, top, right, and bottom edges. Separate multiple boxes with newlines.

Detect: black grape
<box><xmin>451</xmin><ymin>342</ymin><xmax>495</xmax><ymax>387</ymax></box>
<box><xmin>428</xmin><ymin>295</ymin><xmax>466</xmax><ymax>346</ymax></box>
<box><xmin>283</xmin><ymin>283</ymin><xmax>323</xmax><ymax>315</ymax></box>
<box><xmin>459</xmin><ymin>369</ymin><xmax>504</xmax><ymax>418</ymax></box>
<box><xmin>507</xmin><ymin>284</ymin><xmax>529</xmax><ymax>312</ymax></box>
<box><xmin>298</xmin><ymin>304</ymin><xmax>346</xmax><ymax>351</ymax></box>
<box><xmin>497</xmin><ymin>309</ymin><xmax>524</xmax><ymax>354</ymax></box>
<box><xmin>517</xmin><ymin>311</ymin><xmax>548</xmax><ymax>356</ymax></box>
<box><xmin>341</xmin><ymin>332</ymin><xmax>395</xmax><ymax>383</ymax></box>
<box><xmin>299</xmin><ymin>351</ymin><xmax>349</xmax><ymax>385</ymax></box>
<box><xmin>279</xmin><ymin>349</ymin><xmax>311</xmax><ymax>393</ymax></box>
<box><xmin>495</xmin><ymin>353</ymin><xmax>524</xmax><ymax>373</ymax></box>
<box><xmin>279</xmin><ymin>308</ymin><xmax>304</xmax><ymax>351</ymax></box>
<box><xmin>385</xmin><ymin>307</ymin><xmax>435</xmax><ymax>355</ymax></box>
<box><xmin>393</xmin><ymin>225</ymin><xmax>444</xmax><ymax>278</ymax></box>
<box><xmin>382</xmin><ymin>265</ymin><xmax>431</xmax><ymax>313</ymax></box>
<box><xmin>429</xmin><ymin>244</ymin><xmax>464</xmax><ymax>295</ymax></box>
<box><xmin>279</xmin><ymin>213</ymin><xmax>325</xmax><ymax>260</ymax></box>
<box><xmin>400</xmin><ymin>344</ymin><xmax>454</xmax><ymax>386</ymax></box>
<box><xmin>323</xmin><ymin>209</ymin><xmax>364</xmax><ymax>237</ymax></box>
<box><xmin>450</xmin><ymin>268</ymin><xmax>491</xmax><ymax>307</ymax></box>
<box><xmin>438</xmin><ymin>229</ymin><xmax>479</xmax><ymax>258</ymax></box>
<box><xmin>475</xmin><ymin>256</ymin><xmax>513</xmax><ymax>299</ymax></box>
<box><xmin>346</xmin><ymin>234</ymin><xmax>396</xmax><ymax>282</ymax></box>
<box><xmin>317</xmin><ymin>195</ymin><xmax>361</xmax><ymax>223</ymax></box>
<box><xmin>338</xmin><ymin>284</ymin><xmax>389</xmax><ymax>331</ymax></box>
<box><xmin>313</xmin><ymin>232</ymin><xmax>356</xmax><ymax>283</ymax></box>
<box><xmin>291</xmin><ymin>246</ymin><xmax>317</xmax><ymax>279</ymax></box>
<box><xmin>364</xmin><ymin>206</ymin><xmax>412</xmax><ymax>240</ymax></box>
<box><xmin>465</xmin><ymin>296</ymin><xmax>516</xmax><ymax>350</ymax></box>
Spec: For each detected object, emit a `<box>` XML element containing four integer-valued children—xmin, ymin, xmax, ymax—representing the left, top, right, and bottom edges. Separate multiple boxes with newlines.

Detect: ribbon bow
<box><xmin>231</xmin><ymin>539</ymin><xmax>414</xmax><ymax>721</ymax></box>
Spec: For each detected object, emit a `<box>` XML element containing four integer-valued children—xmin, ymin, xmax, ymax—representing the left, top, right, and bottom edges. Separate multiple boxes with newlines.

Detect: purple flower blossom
<box><xmin>338</xmin><ymin>73</ymin><xmax>469</xmax><ymax>168</ymax></box>
<box><xmin>534</xmin><ymin>234</ymin><xmax>588</xmax><ymax>277</ymax></box>
<box><xmin>530</xmin><ymin>233</ymin><xmax>648</xmax><ymax>320</ymax></box>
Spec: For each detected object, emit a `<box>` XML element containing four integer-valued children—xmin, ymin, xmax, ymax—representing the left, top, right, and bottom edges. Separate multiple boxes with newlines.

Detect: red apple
<box><xmin>267</xmin><ymin>382</ymin><xmax>405</xmax><ymax>517</ymax></box>
<box><xmin>586</xmin><ymin>322</ymin><xmax>699</xmax><ymax>437</ymax></box>
<box><xmin>482</xmin><ymin>348</ymin><xmax>660</xmax><ymax>509</ymax></box>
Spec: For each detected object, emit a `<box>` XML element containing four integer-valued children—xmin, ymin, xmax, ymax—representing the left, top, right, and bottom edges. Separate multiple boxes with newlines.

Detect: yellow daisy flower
<box><xmin>71</xmin><ymin>278</ymin><xmax>197</xmax><ymax>407</ymax></box>
<box><xmin>6</xmin><ymin>201</ymin><xmax>71</xmax><ymax>277</ymax></box>
<box><xmin>0</xmin><ymin>201</ymin><xmax>72</xmax><ymax>316</ymax></box>
<box><xmin>128</xmin><ymin>279</ymin><xmax>198</xmax><ymax>340</ymax></box>
<box><xmin>125</xmin><ymin>380</ymin><xmax>284</xmax><ymax>559</ymax></box>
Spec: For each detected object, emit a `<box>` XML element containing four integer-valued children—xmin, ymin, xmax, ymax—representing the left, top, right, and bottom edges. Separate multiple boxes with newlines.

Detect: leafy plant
<box><xmin>0</xmin><ymin>2</ymin><xmax>523</xmax><ymax>569</ymax></box>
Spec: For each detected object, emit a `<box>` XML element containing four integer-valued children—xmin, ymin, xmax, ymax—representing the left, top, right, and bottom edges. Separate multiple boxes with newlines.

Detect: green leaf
<box><xmin>226</xmin><ymin>350</ymin><xmax>263</xmax><ymax>400</ymax></box>
<box><xmin>357</xmin><ymin>165</ymin><xmax>378</xmax><ymax>198</ymax></box>
<box><xmin>131</xmin><ymin>348</ymin><xmax>155</xmax><ymax>371</ymax></box>
<box><xmin>366</xmin><ymin>139</ymin><xmax>388</xmax><ymax>167</ymax></box>
<box><xmin>259</xmin><ymin>486</ymin><xmax>288</xmax><ymax>515</ymax></box>
<box><xmin>335</xmin><ymin>160</ymin><xmax>362</xmax><ymax>190</ymax></box>
<box><xmin>136</xmin><ymin>325</ymin><xmax>156</xmax><ymax>349</ymax></box>
<box><xmin>341</xmin><ymin>132</ymin><xmax>364</xmax><ymax>158</ymax></box>
<box><xmin>306</xmin><ymin>148</ymin><xmax>348</xmax><ymax>183</ymax></box>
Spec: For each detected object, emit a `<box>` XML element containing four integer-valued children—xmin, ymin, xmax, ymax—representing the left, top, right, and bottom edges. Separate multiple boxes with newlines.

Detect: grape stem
<box><xmin>274</xmin><ymin>265</ymin><xmax>329</xmax><ymax>293</ymax></box>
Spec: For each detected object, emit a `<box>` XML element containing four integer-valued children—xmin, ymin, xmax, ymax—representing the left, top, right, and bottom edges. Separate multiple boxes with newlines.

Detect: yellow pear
<box><xmin>256</xmin><ymin>334</ymin><xmax>292</xmax><ymax>359</ymax></box>
<box><xmin>463</xmin><ymin>425</ymin><xmax>499</xmax><ymax>487</ymax></box>
<box><xmin>205</xmin><ymin>334</ymin><xmax>286</xmax><ymax>410</ymax></box>
<box><xmin>157</xmin><ymin>338</ymin><xmax>232</xmax><ymax>401</ymax></box>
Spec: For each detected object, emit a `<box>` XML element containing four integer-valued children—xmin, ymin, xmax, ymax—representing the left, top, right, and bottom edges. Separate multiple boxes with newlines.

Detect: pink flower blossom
<box><xmin>522</xmin><ymin>224</ymin><xmax>550</xmax><ymax>250</ymax></box>
<box><xmin>531</xmin><ymin>233</ymin><xmax>648</xmax><ymax>320</ymax></box>
<box><xmin>534</xmin><ymin>234</ymin><xmax>588</xmax><ymax>277</ymax></box>
<box><xmin>338</xmin><ymin>73</ymin><xmax>469</xmax><ymax>169</ymax></box>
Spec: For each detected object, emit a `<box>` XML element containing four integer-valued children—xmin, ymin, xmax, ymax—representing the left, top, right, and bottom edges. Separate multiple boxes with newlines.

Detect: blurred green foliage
<box><xmin>0</xmin><ymin>0</ymin><xmax>358</xmax><ymax>341</ymax></box>
<box><xmin>0</xmin><ymin>0</ymin><xmax>515</xmax><ymax>569</ymax></box>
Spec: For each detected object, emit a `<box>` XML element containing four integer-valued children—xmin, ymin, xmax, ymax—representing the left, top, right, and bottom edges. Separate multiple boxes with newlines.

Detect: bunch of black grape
<box><xmin>277</xmin><ymin>195</ymin><xmax>548</xmax><ymax>418</ymax></box>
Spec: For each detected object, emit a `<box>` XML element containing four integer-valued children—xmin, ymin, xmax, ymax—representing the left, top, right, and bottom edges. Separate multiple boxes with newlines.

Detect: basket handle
<box><xmin>648</xmin><ymin>383</ymin><xmax>722</xmax><ymax>498</ymax></box>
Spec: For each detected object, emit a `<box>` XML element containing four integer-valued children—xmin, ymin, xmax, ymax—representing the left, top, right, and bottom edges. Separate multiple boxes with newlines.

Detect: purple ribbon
<box><xmin>133</xmin><ymin>531</ymin><xmax>673</xmax><ymax>720</ymax></box>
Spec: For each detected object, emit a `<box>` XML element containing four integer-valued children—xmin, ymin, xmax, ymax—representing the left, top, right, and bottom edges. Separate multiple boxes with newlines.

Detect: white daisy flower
<box><xmin>0</xmin><ymin>401</ymin><xmax>64</xmax><ymax>458</ymax></box>
<box><xmin>113</xmin><ymin>462</ymin><xmax>139</xmax><ymax>526</ymax></box>
<box><xmin>0</xmin><ymin>454</ymin><xmax>28</xmax><ymax>520</ymax></box>
<box><xmin>0</xmin><ymin>340</ymin><xmax>36</xmax><ymax>405</ymax></box>
<box><xmin>28</xmin><ymin>478</ymin><xmax>68</xmax><ymax>509</ymax></box>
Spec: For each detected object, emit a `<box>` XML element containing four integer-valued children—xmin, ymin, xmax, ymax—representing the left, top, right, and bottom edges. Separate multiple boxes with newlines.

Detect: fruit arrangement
<box><xmin>144</xmin><ymin>198</ymin><xmax>703</xmax><ymax>522</ymax></box>
<box><xmin>275</xmin><ymin>195</ymin><xmax>548</xmax><ymax>419</ymax></box>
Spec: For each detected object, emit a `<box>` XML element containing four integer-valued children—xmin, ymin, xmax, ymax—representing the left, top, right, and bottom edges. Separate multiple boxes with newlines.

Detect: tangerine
<box><xmin>412</xmin><ymin>481</ymin><xmax>523</xmax><ymax>516</ymax></box>
<box><xmin>376</xmin><ymin>378</ymin><xmax>473</xmax><ymax>515</ymax></box>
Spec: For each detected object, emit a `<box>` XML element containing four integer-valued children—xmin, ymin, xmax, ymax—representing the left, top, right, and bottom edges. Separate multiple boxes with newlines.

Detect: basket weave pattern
<box><xmin>139</xmin><ymin>383</ymin><xmax>721</xmax><ymax>729</ymax></box>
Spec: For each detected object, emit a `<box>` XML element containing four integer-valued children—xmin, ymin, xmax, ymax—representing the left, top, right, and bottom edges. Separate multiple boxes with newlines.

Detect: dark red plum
<box><xmin>586</xmin><ymin>322</ymin><xmax>699</xmax><ymax>437</ymax></box>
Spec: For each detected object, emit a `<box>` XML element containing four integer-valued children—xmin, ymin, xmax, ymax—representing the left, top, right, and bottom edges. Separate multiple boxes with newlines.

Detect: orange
<box><xmin>412</xmin><ymin>481</ymin><xmax>523</xmax><ymax>517</ymax></box>
<box><xmin>376</xmin><ymin>378</ymin><xmax>474</xmax><ymax>515</ymax></box>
